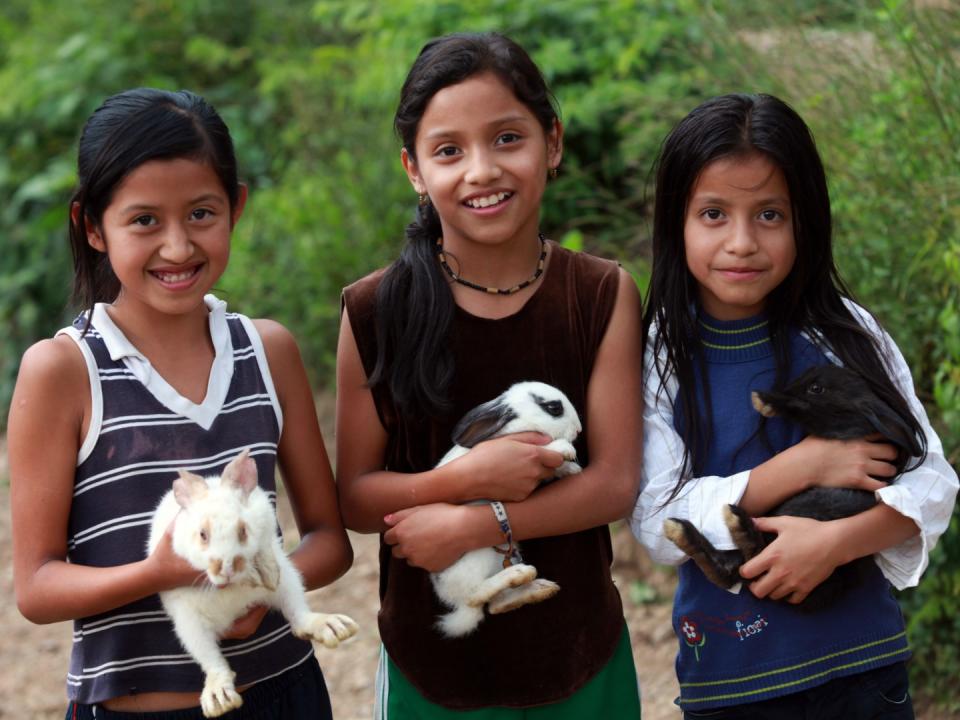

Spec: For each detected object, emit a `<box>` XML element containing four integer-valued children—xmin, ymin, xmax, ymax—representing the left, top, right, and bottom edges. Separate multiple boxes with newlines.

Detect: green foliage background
<box><xmin>1</xmin><ymin>0</ymin><xmax>957</xmax><ymax>708</ymax></box>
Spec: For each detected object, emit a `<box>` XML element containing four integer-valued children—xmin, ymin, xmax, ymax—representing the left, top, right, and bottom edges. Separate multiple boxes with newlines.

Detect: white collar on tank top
<box><xmin>90</xmin><ymin>294</ymin><xmax>234</xmax><ymax>429</ymax></box>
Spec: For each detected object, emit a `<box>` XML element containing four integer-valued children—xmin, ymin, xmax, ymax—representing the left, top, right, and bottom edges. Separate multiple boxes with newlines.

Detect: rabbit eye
<box><xmin>199</xmin><ymin>529</ymin><xmax>209</xmax><ymax>543</ymax></box>
<box><xmin>807</xmin><ymin>383</ymin><xmax>824</xmax><ymax>395</ymax></box>
<box><xmin>534</xmin><ymin>397</ymin><xmax>564</xmax><ymax>418</ymax></box>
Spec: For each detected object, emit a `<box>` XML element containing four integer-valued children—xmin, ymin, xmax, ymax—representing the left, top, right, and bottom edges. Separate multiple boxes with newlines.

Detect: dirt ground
<box><xmin>1</xmin><ymin>422</ymin><xmax>954</xmax><ymax>719</ymax></box>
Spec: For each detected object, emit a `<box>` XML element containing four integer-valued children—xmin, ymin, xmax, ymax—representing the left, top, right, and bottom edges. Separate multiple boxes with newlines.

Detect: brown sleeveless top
<box><xmin>342</xmin><ymin>243</ymin><xmax>625</xmax><ymax>709</ymax></box>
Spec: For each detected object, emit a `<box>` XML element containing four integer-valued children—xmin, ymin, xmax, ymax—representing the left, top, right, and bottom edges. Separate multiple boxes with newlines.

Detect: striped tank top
<box><xmin>58</xmin><ymin>295</ymin><xmax>314</xmax><ymax>704</ymax></box>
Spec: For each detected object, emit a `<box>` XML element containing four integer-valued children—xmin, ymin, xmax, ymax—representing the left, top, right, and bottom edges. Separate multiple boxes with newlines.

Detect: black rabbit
<box><xmin>663</xmin><ymin>364</ymin><xmax>924</xmax><ymax>610</ymax></box>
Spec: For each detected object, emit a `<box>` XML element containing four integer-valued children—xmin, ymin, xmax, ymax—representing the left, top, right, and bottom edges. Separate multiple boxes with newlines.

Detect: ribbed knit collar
<box><xmin>697</xmin><ymin>312</ymin><xmax>772</xmax><ymax>363</ymax></box>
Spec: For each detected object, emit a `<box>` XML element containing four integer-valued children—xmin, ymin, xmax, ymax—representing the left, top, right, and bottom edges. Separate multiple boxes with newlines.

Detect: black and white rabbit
<box><xmin>147</xmin><ymin>449</ymin><xmax>358</xmax><ymax>717</ymax></box>
<box><xmin>430</xmin><ymin>381</ymin><xmax>582</xmax><ymax>637</ymax></box>
<box><xmin>663</xmin><ymin>364</ymin><xmax>924</xmax><ymax>610</ymax></box>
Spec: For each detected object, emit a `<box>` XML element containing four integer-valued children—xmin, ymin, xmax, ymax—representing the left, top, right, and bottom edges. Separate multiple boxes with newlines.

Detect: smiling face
<box><xmin>683</xmin><ymin>152</ymin><xmax>796</xmax><ymax>320</ymax></box>
<box><xmin>401</xmin><ymin>71</ymin><xmax>562</xmax><ymax>253</ymax></box>
<box><xmin>85</xmin><ymin>157</ymin><xmax>246</xmax><ymax>320</ymax></box>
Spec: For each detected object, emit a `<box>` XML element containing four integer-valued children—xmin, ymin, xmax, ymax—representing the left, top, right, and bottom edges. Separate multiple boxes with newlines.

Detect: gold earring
<box><xmin>549</xmin><ymin>166</ymin><xmax>559</xmax><ymax>180</ymax></box>
<box><xmin>418</xmin><ymin>193</ymin><xmax>429</xmax><ymax>206</ymax></box>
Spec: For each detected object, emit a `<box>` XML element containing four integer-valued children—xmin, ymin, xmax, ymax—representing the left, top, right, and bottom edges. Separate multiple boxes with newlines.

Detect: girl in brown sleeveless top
<box><xmin>337</xmin><ymin>33</ymin><xmax>644</xmax><ymax>716</ymax></box>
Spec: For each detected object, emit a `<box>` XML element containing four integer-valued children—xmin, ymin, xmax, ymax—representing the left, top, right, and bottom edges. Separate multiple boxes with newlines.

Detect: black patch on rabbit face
<box><xmin>532</xmin><ymin>393</ymin><xmax>564</xmax><ymax>418</ymax></box>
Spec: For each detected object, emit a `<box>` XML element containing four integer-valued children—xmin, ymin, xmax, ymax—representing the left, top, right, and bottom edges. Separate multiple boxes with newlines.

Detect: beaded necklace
<box><xmin>435</xmin><ymin>234</ymin><xmax>547</xmax><ymax>295</ymax></box>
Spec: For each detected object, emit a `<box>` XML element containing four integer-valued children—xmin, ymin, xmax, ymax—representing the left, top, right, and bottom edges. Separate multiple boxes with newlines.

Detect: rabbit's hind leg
<box><xmin>466</xmin><ymin>563</ymin><xmax>537</xmax><ymax>607</ymax></box>
<box><xmin>723</xmin><ymin>504</ymin><xmax>767</xmax><ymax>560</ymax></box>
<box><xmin>487</xmin><ymin>578</ymin><xmax>560</xmax><ymax>615</ymax></box>
<box><xmin>664</xmin><ymin>518</ymin><xmax>744</xmax><ymax>590</ymax></box>
<box><xmin>165</xmin><ymin>605</ymin><xmax>242</xmax><ymax>718</ymax></box>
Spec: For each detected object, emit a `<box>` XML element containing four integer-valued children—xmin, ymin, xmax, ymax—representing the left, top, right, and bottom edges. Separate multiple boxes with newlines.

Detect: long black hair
<box><xmin>643</xmin><ymin>93</ymin><xmax>926</xmax><ymax>500</ymax></box>
<box><xmin>69</xmin><ymin>88</ymin><xmax>240</xmax><ymax>328</ymax></box>
<box><xmin>370</xmin><ymin>32</ymin><xmax>559</xmax><ymax>417</ymax></box>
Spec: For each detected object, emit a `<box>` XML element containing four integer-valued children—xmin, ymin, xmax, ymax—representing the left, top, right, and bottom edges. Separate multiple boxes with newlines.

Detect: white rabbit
<box><xmin>430</xmin><ymin>381</ymin><xmax>583</xmax><ymax>638</ymax></box>
<box><xmin>147</xmin><ymin>449</ymin><xmax>358</xmax><ymax>718</ymax></box>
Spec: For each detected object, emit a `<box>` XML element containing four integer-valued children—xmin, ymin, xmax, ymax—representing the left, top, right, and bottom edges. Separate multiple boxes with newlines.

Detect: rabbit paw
<box><xmin>488</xmin><ymin>578</ymin><xmax>560</xmax><ymax>614</ymax></box>
<box><xmin>557</xmin><ymin>460</ymin><xmax>582</xmax><ymax>477</ymax></box>
<box><xmin>294</xmin><ymin>612</ymin><xmax>359</xmax><ymax>649</ymax></box>
<box><xmin>200</xmin><ymin>669</ymin><xmax>242</xmax><ymax>718</ymax></box>
<box><xmin>466</xmin><ymin>563</ymin><xmax>537</xmax><ymax>607</ymax></box>
<box><xmin>544</xmin><ymin>438</ymin><xmax>577</xmax><ymax>461</ymax></box>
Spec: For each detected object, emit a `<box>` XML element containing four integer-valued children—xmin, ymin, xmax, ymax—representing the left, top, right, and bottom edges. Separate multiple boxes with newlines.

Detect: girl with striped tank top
<box><xmin>9</xmin><ymin>88</ymin><xmax>353</xmax><ymax>719</ymax></box>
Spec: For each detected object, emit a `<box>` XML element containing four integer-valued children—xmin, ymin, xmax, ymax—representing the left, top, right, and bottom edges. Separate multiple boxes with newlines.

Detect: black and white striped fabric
<box><xmin>58</xmin><ymin>296</ymin><xmax>313</xmax><ymax>704</ymax></box>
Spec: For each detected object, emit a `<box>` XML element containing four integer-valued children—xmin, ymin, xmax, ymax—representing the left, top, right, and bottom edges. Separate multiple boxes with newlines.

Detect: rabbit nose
<box><xmin>210</xmin><ymin>557</ymin><xmax>236</xmax><ymax>581</ymax></box>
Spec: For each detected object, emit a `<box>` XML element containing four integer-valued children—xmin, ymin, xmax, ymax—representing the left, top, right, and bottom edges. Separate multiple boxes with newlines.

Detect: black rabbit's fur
<box><xmin>664</xmin><ymin>364</ymin><xmax>924</xmax><ymax>610</ymax></box>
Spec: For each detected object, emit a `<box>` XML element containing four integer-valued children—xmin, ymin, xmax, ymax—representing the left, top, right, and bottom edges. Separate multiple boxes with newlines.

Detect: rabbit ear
<box><xmin>452</xmin><ymin>399</ymin><xmax>517</xmax><ymax>448</ymax></box>
<box><xmin>858</xmin><ymin>400</ymin><xmax>923</xmax><ymax>467</ymax></box>
<box><xmin>252</xmin><ymin>547</ymin><xmax>280</xmax><ymax>591</ymax></box>
<box><xmin>173</xmin><ymin>471</ymin><xmax>208</xmax><ymax>509</ymax></box>
<box><xmin>221</xmin><ymin>449</ymin><xmax>258</xmax><ymax>496</ymax></box>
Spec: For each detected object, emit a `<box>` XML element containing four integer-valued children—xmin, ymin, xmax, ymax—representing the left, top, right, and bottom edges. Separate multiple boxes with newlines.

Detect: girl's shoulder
<box><xmin>342</xmin><ymin>266</ymin><xmax>389</xmax><ymax>322</ymax></box>
<box><xmin>248</xmin><ymin>317</ymin><xmax>306</xmax><ymax>382</ymax></box>
<box><xmin>13</xmin><ymin>334</ymin><xmax>89</xmax><ymax>433</ymax></box>
<box><xmin>552</xmin><ymin>242</ymin><xmax>620</xmax><ymax>280</ymax></box>
<box><xmin>19</xmin><ymin>333</ymin><xmax>88</xmax><ymax>388</ymax></box>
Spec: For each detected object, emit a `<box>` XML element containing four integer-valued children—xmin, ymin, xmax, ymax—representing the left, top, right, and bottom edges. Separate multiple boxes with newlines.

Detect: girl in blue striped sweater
<box><xmin>9</xmin><ymin>88</ymin><xmax>353</xmax><ymax>719</ymax></box>
<box><xmin>631</xmin><ymin>93</ymin><xmax>957</xmax><ymax>719</ymax></box>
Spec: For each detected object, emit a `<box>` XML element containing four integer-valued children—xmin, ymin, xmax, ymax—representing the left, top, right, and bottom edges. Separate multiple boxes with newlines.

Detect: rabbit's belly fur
<box><xmin>161</xmin><ymin>581</ymin><xmax>277</xmax><ymax>635</ymax></box>
<box><xmin>432</xmin><ymin>547</ymin><xmax>505</xmax><ymax>602</ymax></box>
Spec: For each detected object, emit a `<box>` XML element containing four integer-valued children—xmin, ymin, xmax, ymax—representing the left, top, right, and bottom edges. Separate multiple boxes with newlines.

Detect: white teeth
<box><xmin>155</xmin><ymin>269</ymin><xmax>196</xmax><ymax>282</ymax></box>
<box><xmin>466</xmin><ymin>192</ymin><xmax>511</xmax><ymax>208</ymax></box>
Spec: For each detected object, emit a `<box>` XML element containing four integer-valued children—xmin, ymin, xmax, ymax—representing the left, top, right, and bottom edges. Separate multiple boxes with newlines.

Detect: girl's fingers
<box><xmin>866</xmin><ymin>460</ymin><xmax>897</xmax><ymax>479</ymax></box>
<box><xmin>537</xmin><ymin>447</ymin><xmax>564</xmax><ymax>470</ymax></box>
<box><xmin>859</xmin><ymin>477</ymin><xmax>889</xmax><ymax>492</ymax></box>
<box><xmin>506</xmin><ymin>432</ymin><xmax>552</xmax><ymax>445</ymax></box>
<box><xmin>384</xmin><ymin>507</ymin><xmax>417</xmax><ymax>526</ymax></box>
<box><xmin>865</xmin><ymin>440</ymin><xmax>898</xmax><ymax>461</ymax></box>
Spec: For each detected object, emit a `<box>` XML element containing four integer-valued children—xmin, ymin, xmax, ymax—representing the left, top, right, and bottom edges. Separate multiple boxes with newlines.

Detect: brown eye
<box><xmin>199</xmin><ymin>529</ymin><xmax>209</xmax><ymax>543</ymax></box>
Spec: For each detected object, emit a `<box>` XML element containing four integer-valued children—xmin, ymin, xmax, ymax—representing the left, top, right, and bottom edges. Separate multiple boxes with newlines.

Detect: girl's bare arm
<box><xmin>253</xmin><ymin>319</ymin><xmax>353</xmax><ymax>590</ymax></box>
<box><xmin>10</xmin><ymin>337</ymin><xmax>197</xmax><ymax>624</ymax></box>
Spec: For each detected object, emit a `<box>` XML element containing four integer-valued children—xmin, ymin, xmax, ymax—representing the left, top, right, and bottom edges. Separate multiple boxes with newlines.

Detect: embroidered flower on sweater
<box><xmin>680</xmin><ymin>616</ymin><xmax>707</xmax><ymax>661</ymax></box>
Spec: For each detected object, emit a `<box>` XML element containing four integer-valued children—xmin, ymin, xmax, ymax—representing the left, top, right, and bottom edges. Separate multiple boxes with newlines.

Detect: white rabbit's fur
<box><xmin>430</xmin><ymin>381</ymin><xmax>582</xmax><ymax>637</ymax></box>
<box><xmin>147</xmin><ymin>449</ymin><xmax>358</xmax><ymax>718</ymax></box>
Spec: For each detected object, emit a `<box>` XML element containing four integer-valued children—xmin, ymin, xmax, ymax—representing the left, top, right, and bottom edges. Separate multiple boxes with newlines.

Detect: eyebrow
<box><xmin>119</xmin><ymin>194</ymin><xmax>227</xmax><ymax>214</ymax></box>
<box><xmin>422</xmin><ymin>115</ymin><xmax>534</xmax><ymax>140</ymax></box>
<box><xmin>690</xmin><ymin>194</ymin><xmax>790</xmax><ymax>206</ymax></box>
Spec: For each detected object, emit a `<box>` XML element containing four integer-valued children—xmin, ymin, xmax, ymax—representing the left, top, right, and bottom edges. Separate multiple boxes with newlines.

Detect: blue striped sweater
<box><xmin>670</xmin><ymin>313</ymin><xmax>909</xmax><ymax>709</ymax></box>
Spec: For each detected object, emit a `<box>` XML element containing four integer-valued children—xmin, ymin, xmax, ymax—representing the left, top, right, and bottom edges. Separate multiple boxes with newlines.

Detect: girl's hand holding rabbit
<box><xmin>384</xmin><ymin>503</ymin><xmax>497</xmax><ymax>572</ymax></box>
<box><xmin>739</xmin><ymin>434</ymin><xmax>899</xmax><ymax>516</ymax></box>
<box><xmin>793</xmin><ymin>434</ymin><xmax>898</xmax><ymax>491</ymax></box>
<box><xmin>445</xmin><ymin>432</ymin><xmax>565</xmax><ymax>503</ymax></box>
<box><xmin>220</xmin><ymin>605</ymin><xmax>270</xmax><ymax>640</ymax></box>
<box><xmin>741</xmin><ymin>501</ymin><xmax>920</xmax><ymax>604</ymax></box>
<box><xmin>146</xmin><ymin>523</ymin><xmax>208</xmax><ymax>592</ymax></box>
<box><xmin>739</xmin><ymin>515</ymin><xmax>845</xmax><ymax>604</ymax></box>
